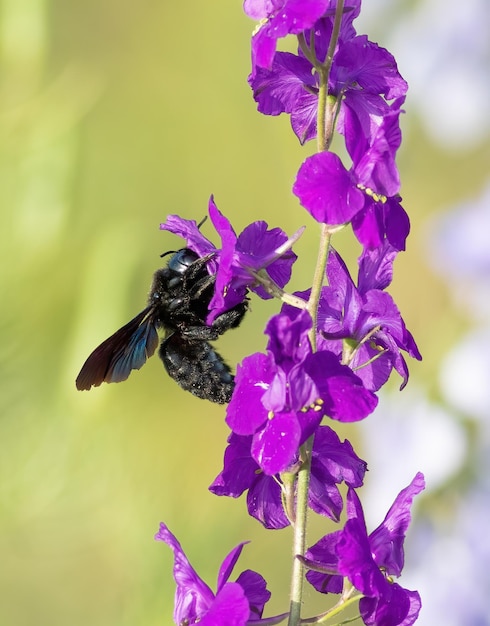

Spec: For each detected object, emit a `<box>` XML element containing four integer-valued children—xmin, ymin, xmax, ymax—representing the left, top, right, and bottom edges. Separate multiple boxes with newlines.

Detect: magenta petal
<box><xmin>235</xmin><ymin>569</ymin><xmax>271</xmax><ymax>619</ymax></box>
<box><xmin>198</xmin><ymin>583</ymin><xmax>250</xmax><ymax>626</ymax></box>
<box><xmin>217</xmin><ymin>542</ymin><xmax>248</xmax><ymax>592</ymax></box>
<box><xmin>209</xmin><ymin>434</ymin><xmax>258</xmax><ymax>498</ymax></box>
<box><xmin>155</xmin><ymin>523</ymin><xmax>214</xmax><ymax>624</ymax></box>
<box><xmin>160</xmin><ymin>214</ymin><xmax>216</xmax><ymax>260</ymax></box>
<box><xmin>293</xmin><ymin>152</ymin><xmax>365</xmax><ymax>225</ymax></box>
<box><xmin>247</xmin><ymin>475</ymin><xmax>290</xmax><ymax>529</ymax></box>
<box><xmin>226</xmin><ymin>353</ymin><xmax>272</xmax><ymax>435</ymax></box>
<box><xmin>305</xmin><ymin>530</ymin><xmax>344</xmax><ymax>594</ymax></box>
<box><xmin>337</xmin><ymin>518</ymin><xmax>387</xmax><ymax>597</ymax></box>
<box><xmin>250</xmin><ymin>26</ymin><xmax>277</xmax><ymax>76</ymax></box>
<box><xmin>360</xmin><ymin>585</ymin><xmax>422</xmax><ymax>626</ymax></box>
<box><xmin>369</xmin><ymin>472</ymin><xmax>425</xmax><ymax>577</ymax></box>
<box><xmin>251</xmin><ymin>411</ymin><xmax>301</xmax><ymax>475</ymax></box>
<box><xmin>305</xmin><ymin>351</ymin><xmax>378</xmax><ymax>422</ymax></box>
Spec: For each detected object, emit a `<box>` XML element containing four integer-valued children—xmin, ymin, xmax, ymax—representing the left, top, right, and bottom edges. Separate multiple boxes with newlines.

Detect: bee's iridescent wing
<box><xmin>76</xmin><ymin>306</ymin><xmax>159</xmax><ymax>390</ymax></box>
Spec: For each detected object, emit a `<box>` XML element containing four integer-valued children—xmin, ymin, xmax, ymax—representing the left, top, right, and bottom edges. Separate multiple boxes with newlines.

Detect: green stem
<box><xmin>288</xmin><ymin>4</ymin><xmax>346</xmax><ymax>625</ymax></box>
<box><xmin>316</xmin><ymin>0</ymin><xmax>344</xmax><ymax>152</ymax></box>
<box><xmin>322</xmin><ymin>0</ymin><xmax>344</xmax><ymax>80</ymax></box>
<box><xmin>316</xmin><ymin>68</ymin><xmax>329</xmax><ymax>153</ymax></box>
<box><xmin>307</xmin><ymin>226</ymin><xmax>331</xmax><ymax>352</ymax></box>
<box><xmin>287</xmin><ymin>436</ymin><xmax>314</xmax><ymax>626</ymax></box>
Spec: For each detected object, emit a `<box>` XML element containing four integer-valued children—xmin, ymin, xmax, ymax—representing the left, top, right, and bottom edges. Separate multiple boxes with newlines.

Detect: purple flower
<box><xmin>317</xmin><ymin>246</ymin><xmax>421</xmax><ymax>390</ymax></box>
<box><xmin>244</xmin><ymin>0</ymin><xmax>335</xmax><ymax>77</ymax></box>
<box><xmin>306</xmin><ymin>473</ymin><xmax>425</xmax><ymax>626</ymax></box>
<box><xmin>209</xmin><ymin>433</ymin><xmax>291</xmax><ymax>529</ymax></box>
<box><xmin>155</xmin><ymin>522</ymin><xmax>273</xmax><ymax>625</ymax></box>
<box><xmin>352</xmin><ymin>194</ymin><xmax>410</xmax><ymax>252</ymax></box>
<box><xmin>293</xmin><ymin>98</ymin><xmax>409</xmax><ymax>249</ymax></box>
<box><xmin>250</xmin><ymin>27</ymin><xmax>407</xmax><ymax>147</ymax></box>
<box><xmin>210</xmin><ymin>426</ymin><xmax>367</xmax><ymax>529</ymax></box>
<box><xmin>309</xmin><ymin>425</ymin><xmax>367</xmax><ymax>519</ymax></box>
<box><xmin>161</xmin><ymin>196</ymin><xmax>299</xmax><ymax>322</ymax></box>
<box><xmin>226</xmin><ymin>310</ymin><xmax>377</xmax><ymax>475</ymax></box>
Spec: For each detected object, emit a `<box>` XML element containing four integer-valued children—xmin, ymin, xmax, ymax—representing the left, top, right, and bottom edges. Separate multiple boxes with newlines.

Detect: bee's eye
<box><xmin>167</xmin><ymin>249</ymin><xmax>199</xmax><ymax>275</ymax></box>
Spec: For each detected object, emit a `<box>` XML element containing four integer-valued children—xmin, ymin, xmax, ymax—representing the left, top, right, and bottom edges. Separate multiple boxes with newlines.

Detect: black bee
<box><xmin>76</xmin><ymin>248</ymin><xmax>248</xmax><ymax>403</ymax></box>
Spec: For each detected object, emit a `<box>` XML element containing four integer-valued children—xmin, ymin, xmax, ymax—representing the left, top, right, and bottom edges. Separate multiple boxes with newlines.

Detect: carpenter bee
<box><xmin>76</xmin><ymin>248</ymin><xmax>248</xmax><ymax>403</ymax></box>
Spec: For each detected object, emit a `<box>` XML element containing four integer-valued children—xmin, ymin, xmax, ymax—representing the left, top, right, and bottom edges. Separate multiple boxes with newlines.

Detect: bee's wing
<box><xmin>76</xmin><ymin>306</ymin><xmax>159</xmax><ymax>390</ymax></box>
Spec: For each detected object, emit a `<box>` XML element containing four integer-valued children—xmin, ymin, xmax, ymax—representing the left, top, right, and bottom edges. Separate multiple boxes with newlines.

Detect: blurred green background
<box><xmin>1</xmin><ymin>1</ymin><xmax>488</xmax><ymax>625</ymax></box>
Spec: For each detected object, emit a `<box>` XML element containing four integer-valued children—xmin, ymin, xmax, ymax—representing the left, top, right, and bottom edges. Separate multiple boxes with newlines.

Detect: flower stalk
<box><xmin>154</xmin><ymin>2</ymin><xmax>424</xmax><ymax>625</ymax></box>
<box><xmin>287</xmin><ymin>436</ymin><xmax>314</xmax><ymax>626</ymax></box>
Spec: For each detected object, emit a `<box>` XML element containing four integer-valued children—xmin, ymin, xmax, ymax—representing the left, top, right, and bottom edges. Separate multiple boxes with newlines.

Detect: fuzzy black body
<box><xmin>76</xmin><ymin>249</ymin><xmax>247</xmax><ymax>403</ymax></box>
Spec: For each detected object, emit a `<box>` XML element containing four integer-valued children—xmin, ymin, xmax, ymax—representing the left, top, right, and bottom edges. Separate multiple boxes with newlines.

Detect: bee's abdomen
<box><xmin>159</xmin><ymin>334</ymin><xmax>234</xmax><ymax>404</ymax></box>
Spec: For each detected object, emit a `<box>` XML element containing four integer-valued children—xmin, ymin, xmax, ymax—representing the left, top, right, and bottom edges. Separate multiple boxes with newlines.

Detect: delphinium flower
<box><xmin>161</xmin><ymin>195</ymin><xmax>303</xmax><ymax>322</ymax></box>
<box><xmin>288</xmin><ymin>243</ymin><xmax>422</xmax><ymax>391</ymax></box>
<box><xmin>243</xmin><ymin>0</ymin><xmax>357</xmax><ymax>78</ymax></box>
<box><xmin>249</xmin><ymin>13</ymin><xmax>406</xmax><ymax>148</ymax></box>
<box><xmin>155</xmin><ymin>522</ymin><xmax>285</xmax><ymax>626</ymax></box>
<box><xmin>249</xmin><ymin>5</ymin><xmax>410</xmax><ymax>251</ymax></box>
<box><xmin>292</xmin><ymin>97</ymin><xmax>410</xmax><ymax>251</ymax></box>
<box><xmin>225</xmin><ymin>309</ymin><xmax>378</xmax><ymax>476</ymax></box>
<box><xmin>210</xmin><ymin>425</ymin><xmax>367</xmax><ymax>529</ymax></box>
<box><xmin>305</xmin><ymin>473</ymin><xmax>425</xmax><ymax>626</ymax></box>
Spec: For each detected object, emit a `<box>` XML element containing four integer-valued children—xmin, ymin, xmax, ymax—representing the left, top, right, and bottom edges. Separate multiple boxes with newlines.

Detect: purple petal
<box><xmin>250</xmin><ymin>51</ymin><xmax>315</xmax><ymax>116</ymax></box>
<box><xmin>235</xmin><ymin>569</ymin><xmax>271</xmax><ymax>619</ymax></box>
<box><xmin>209</xmin><ymin>434</ymin><xmax>259</xmax><ymax>498</ymax></box>
<box><xmin>226</xmin><ymin>353</ymin><xmax>273</xmax><ymax>435</ymax></box>
<box><xmin>251</xmin><ymin>411</ymin><xmax>301</xmax><ymax>475</ymax></box>
<box><xmin>217</xmin><ymin>542</ymin><xmax>248</xmax><ymax>592</ymax></box>
<box><xmin>291</xmin><ymin>89</ymin><xmax>319</xmax><ymax>144</ymax></box>
<box><xmin>293</xmin><ymin>152</ymin><xmax>365</xmax><ymax>225</ymax></box>
<box><xmin>305</xmin><ymin>530</ymin><xmax>344</xmax><ymax>594</ymax></box>
<box><xmin>155</xmin><ymin>523</ymin><xmax>214</xmax><ymax>624</ymax></box>
<box><xmin>352</xmin><ymin>194</ymin><xmax>410</xmax><ymax>253</ymax></box>
<box><xmin>250</xmin><ymin>25</ymin><xmax>278</xmax><ymax>76</ymax></box>
<box><xmin>345</xmin><ymin>485</ymin><xmax>365</xmax><ymax>523</ymax></box>
<box><xmin>324</xmin><ymin>248</ymin><xmax>364</xmax><ymax>336</ymax></box>
<box><xmin>338</xmin><ymin>91</ymin><xmax>388</xmax><ymax>160</ymax></box>
<box><xmin>249</xmin><ymin>0</ymin><xmax>331</xmax><ymax>37</ymax></box>
<box><xmin>360</xmin><ymin>585</ymin><xmax>422</xmax><ymax>626</ymax></box>
<box><xmin>358</xmin><ymin>241</ymin><xmax>398</xmax><ymax>292</ymax></box>
<box><xmin>353</xmin><ymin>98</ymin><xmax>405</xmax><ymax>198</ymax></box>
<box><xmin>349</xmin><ymin>343</ymin><xmax>394</xmax><ymax>392</ymax></box>
<box><xmin>160</xmin><ymin>214</ymin><xmax>217</xmax><ymax>261</ymax></box>
<box><xmin>247</xmin><ymin>474</ymin><xmax>290</xmax><ymax>529</ymax></box>
<box><xmin>198</xmin><ymin>583</ymin><xmax>250</xmax><ymax>626</ymax></box>
<box><xmin>333</xmin><ymin>36</ymin><xmax>408</xmax><ymax>100</ymax></box>
<box><xmin>237</xmin><ymin>220</ymin><xmax>298</xmax><ymax>298</ymax></box>
<box><xmin>243</xmin><ymin>0</ymin><xmax>268</xmax><ymax>20</ymax></box>
<box><xmin>312</xmin><ymin>426</ymin><xmax>367</xmax><ymax>487</ymax></box>
<box><xmin>207</xmin><ymin>197</ymin><xmax>243</xmax><ymax>320</ymax></box>
<box><xmin>384</xmin><ymin>196</ymin><xmax>410</xmax><ymax>252</ymax></box>
<box><xmin>351</xmin><ymin>196</ymin><xmax>385</xmax><ymax>251</ymax></box>
<box><xmin>305</xmin><ymin>350</ymin><xmax>378</xmax><ymax>422</ymax></box>
<box><xmin>337</xmin><ymin>517</ymin><xmax>387</xmax><ymax>598</ymax></box>
<box><xmin>287</xmin><ymin>362</ymin><xmax>319</xmax><ymax>410</ymax></box>
<box><xmin>265</xmin><ymin>310</ymin><xmax>312</xmax><ymax>366</ymax></box>
<box><xmin>369</xmin><ymin>472</ymin><xmax>425</xmax><ymax>577</ymax></box>
<box><xmin>308</xmin><ymin>475</ymin><xmax>343</xmax><ymax>521</ymax></box>
<box><xmin>261</xmin><ymin>369</ymin><xmax>288</xmax><ymax>413</ymax></box>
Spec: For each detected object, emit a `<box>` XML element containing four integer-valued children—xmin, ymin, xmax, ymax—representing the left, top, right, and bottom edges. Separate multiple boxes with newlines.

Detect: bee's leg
<box><xmin>179</xmin><ymin>300</ymin><xmax>249</xmax><ymax>341</ymax></box>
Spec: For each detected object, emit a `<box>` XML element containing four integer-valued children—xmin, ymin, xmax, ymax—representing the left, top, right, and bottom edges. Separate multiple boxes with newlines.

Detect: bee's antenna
<box><xmin>197</xmin><ymin>215</ymin><xmax>208</xmax><ymax>230</ymax></box>
<box><xmin>160</xmin><ymin>249</ymin><xmax>177</xmax><ymax>259</ymax></box>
